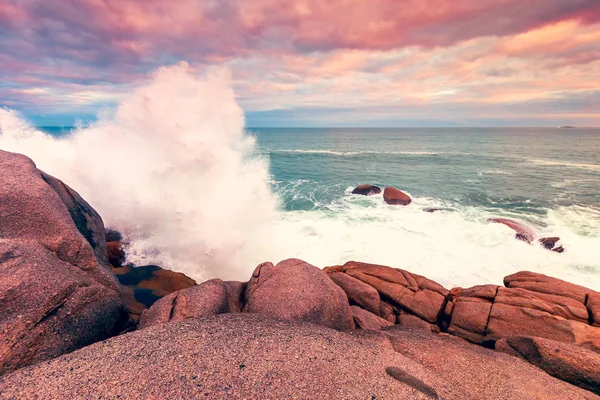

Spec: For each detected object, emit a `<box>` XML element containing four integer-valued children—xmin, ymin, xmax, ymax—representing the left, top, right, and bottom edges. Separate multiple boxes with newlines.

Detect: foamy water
<box><xmin>1</xmin><ymin>64</ymin><xmax>599</xmax><ymax>290</ymax></box>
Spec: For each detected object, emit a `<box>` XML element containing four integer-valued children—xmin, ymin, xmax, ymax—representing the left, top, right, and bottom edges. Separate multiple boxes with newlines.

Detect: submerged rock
<box><xmin>0</xmin><ymin>150</ymin><xmax>125</xmax><ymax>375</ymax></box>
<box><xmin>243</xmin><ymin>259</ymin><xmax>354</xmax><ymax>331</ymax></box>
<box><xmin>351</xmin><ymin>184</ymin><xmax>381</xmax><ymax>196</ymax></box>
<box><xmin>487</xmin><ymin>218</ymin><xmax>535</xmax><ymax>243</ymax></box>
<box><xmin>383</xmin><ymin>186</ymin><xmax>412</xmax><ymax>205</ymax></box>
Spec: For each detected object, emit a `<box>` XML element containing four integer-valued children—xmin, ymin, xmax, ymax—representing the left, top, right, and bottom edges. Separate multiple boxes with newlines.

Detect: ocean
<box><xmin>254</xmin><ymin>127</ymin><xmax>600</xmax><ymax>289</ymax></box>
<box><xmin>0</xmin><ymin>68</ymin><xmax>598</xmax><ymax>290</ymax></box>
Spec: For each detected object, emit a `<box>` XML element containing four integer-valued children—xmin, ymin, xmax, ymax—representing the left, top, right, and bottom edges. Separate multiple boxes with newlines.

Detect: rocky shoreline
<box><xmin>0</xmin><ymin>149</ymin><xmax>599</xmax><ymax>399</ymax></box>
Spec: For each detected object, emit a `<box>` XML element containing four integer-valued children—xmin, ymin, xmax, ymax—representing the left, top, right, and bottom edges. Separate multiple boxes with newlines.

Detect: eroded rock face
<box><xmin>495</xmin><ymin>336</ymin><xmax>600</xmax><ymax>395</ymax></box>
<box><xmin>383</xmin><ymin>186</ymin><xmax>412</xmax><ymax>205</ymax></box>
<box><xmin>0</xmin><ymin>314</ymin><xmax>593</xmax><ymax>400</ymax></box>
<box><xmin>505</xmin><ymin>271</ymin><xmax>600</xmax><ymax>327</ymax></box>
<box><xmin>341</xmin><ymin>261</ymin><xmax>449</xmax><ymax>324</ymax></box>
<box><xmin>138</xmin><ymin>279</ymin><xmax>229</xmax><ymax>329</ymax></box>
<box><xmin>448</xmin><ymin>272</ymin><xmax>600</xmax><ymax>351</ymax></box>
<box><xmin>243</xmin><ymin>259</ymin><xmax>354</xmax><ymax>331</ymax></box>
<box><xmin>351</xmin><ymin>184</ymin><xmax>382</xmax><ymax>196</ymax></box>
<box><xmin>351</xmin><ymin>305</ymin><xmax>393</xmax><ymax>330</ymax></box>
<box><xmin>329</xmin><ymin>271</ymin><xmax>381</xmax><ymax>315</ymax></box>
<box><xmin>0</xmin><ymin>150</ymin><xmax>125</xmax><ymax>374</ymax></box>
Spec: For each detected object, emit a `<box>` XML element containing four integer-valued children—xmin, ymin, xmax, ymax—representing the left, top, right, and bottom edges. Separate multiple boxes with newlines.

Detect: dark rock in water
<box><xmin>0</xmin><ymin>314</ymin><xmax>592</xmax><ymax>399</ymax></box>
<box><xmin>105</xmin><ymin>229</ymin><xmax>123</xmax><ymax>242</ymax></box>
<box><xmin>539</xmin><ymin>237</ymin><xmax>565</xmax><ymax>253</ymax></box>
<box><xmin>139</xmin><ymin>279</ymin><xmax>230</xmax><ymax>329</ymax></box>
<box><xmin>113</xmin><ymin>264</ymin><xmax>196</xmax><ymax>321</ymax></box>
<box><xmin>487</xmin><ymin>218</ymin><xmax>535</xmax><ymax>243</ymax></box>
<box><xmin>0</xmin><ymin>150</ymin><xmax>125</xmax><ymax>375</ymax></box>
<box><xmin>243</xmin><ymin>259</ymin><xmax>355</xmax><ymax>331</ymax></box>
<box><xmin>495</xmin><ymin>336</ymin><xmax>600</xmax><ymax>395</ymax></box>
<box><xmin>351</xmin><ymin>184</ymin><xmax>381</xmax><ymax>196</ymax></box>
<box><xmin>383</xmin><ymin>186</ymin><xmax>412</xmax><ymax>205</ymax></box>
<box><xmin>540</xmin><ymin>237</ymin><xmax>560</xmax><ymax>249</ymax></box>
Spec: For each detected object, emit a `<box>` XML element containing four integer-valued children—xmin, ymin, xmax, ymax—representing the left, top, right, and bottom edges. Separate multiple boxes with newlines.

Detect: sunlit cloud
<box><xmin>0</xmin><ymin>0</ymin><xmax>599</xmax><ymax>125</ymax></box>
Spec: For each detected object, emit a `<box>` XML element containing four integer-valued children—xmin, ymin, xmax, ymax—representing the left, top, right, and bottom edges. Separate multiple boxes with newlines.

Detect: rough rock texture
<box><xmin>243</xmin><ymin>259</ymin><xmax>354</xmax><ymax>331</ymax></box>
<box><xmin>112</xmin><ymin>264</ymin><xmax>196</xmax><ymax>321</ymax></box>
<box><xmin>341</xmin><ymin>261</ymin><xmax>449</xmax><ymax>324</ymax></box>
<box><xmin>505</xmin><ymin>271</ymin><xmax>600</xmax><ymax>326</ymax></box>
<box><xmin>223</xmin><ymin>280</ymin><xmax>246</xmax><ymax>313</ymax></box>
<box><xmin>351</xmin><ymin>184</ymin><xmax>381</xmax><ymax>196</ymax></box>
<box><xmin>0</xmin><ymin>314</ymin><xmax>595</xmax><ymax>400</ymax></box>
<box><xmin>495</xmin><ymin>336</ymin><xmax>600</xmax><ymax>395</ymax></box>
<box><xmin>448</xmin><ymin>272</ymin><xmax>600</xmax><ymax>350</ymax></box>
<box><xmin>383</xmin><ymin>186</ymin><xmax>412</xmax><ymax>205</ymax></box>
<box><xmin>398</xmin><ymin>313</ymin><xmax>437</xmax><ymax>332</ymax></box>
<box><xmin>351</xmin><ymin>305</ymin><xmax>393</xmax><ymax>330</ymax></box>
<box><xmin>447</xmin><ymin>285</ymin><xmax>497</xmax><ymax>344</ymax></box>
<box><xmin>0</xmin><ymin>150</ymin><xmax>125</xmax><ymax>375</ymax></box>
<box><xmin>380</xmin><ymin>301</ymin><xmax>397</xmax><ymax>324</ymax></box>
<box><xmin>0</xmin><ymin>150</ymin><xmax>119</xmax><ymax>292</ymax></box>
<box><xmin>382</xmin><ymin>326</ymin><xmax>597</xmax><ymax>400</ymax></box>
<box><xmin>329</xmin><ymin>271</ymin><xmax>381</xmax><ymax>315</ymax></box>
<box><xmin>138</xmin><ymin>279</ymin><xmax>229</xmax><ymax>329</ymax></box>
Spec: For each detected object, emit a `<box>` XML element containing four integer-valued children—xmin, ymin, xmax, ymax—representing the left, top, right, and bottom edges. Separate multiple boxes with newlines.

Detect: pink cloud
<box><xmin>1</xmin><ymin>0</ymin><xmax>599</xmax><ymax>125</ymax></box>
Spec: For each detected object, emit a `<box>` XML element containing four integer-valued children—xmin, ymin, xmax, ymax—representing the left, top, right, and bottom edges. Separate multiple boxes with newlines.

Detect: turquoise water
<box><xmin>253</xmin><ymin>127</ymin><xmax>600</xmax><ymax>217</ymax></box>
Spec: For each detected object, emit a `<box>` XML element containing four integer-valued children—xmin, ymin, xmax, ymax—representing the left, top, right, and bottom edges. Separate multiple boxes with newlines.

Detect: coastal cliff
<box><xmin>0</xmin><ymin>149</ymin><xmax>599</xmax><ymax>399</ymax></box>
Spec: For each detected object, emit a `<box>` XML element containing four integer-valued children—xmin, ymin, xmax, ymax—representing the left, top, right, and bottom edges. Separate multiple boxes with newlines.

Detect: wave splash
<box><xmin>0</xmin><ymin>63</ymin><xmax>279</xmax><ymax>280</ymax></box>
<box><xmin>1</xmin><ymin>64</ymin><xmax>599</xmax><ymax>289</ymax></box>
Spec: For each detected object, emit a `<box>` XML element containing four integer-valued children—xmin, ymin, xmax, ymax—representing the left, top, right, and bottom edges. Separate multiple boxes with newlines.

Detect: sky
<box><xmin>1</xmin><ymin>0</ymin><xmax>600</xmax><ymax>127</ymax></box>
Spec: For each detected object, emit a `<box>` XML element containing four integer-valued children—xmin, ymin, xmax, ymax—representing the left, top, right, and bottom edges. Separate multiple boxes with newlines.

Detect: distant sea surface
<box><xmin>38</xmin><ymin>126</ymin><xmax>600</xmax><ymax>289</ymax></box>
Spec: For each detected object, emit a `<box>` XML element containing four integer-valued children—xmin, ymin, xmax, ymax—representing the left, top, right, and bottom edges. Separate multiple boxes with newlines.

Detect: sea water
<box><xmin>1</xmin><ymin>64</ymin><xmax>598</xmax><ymax>290</ymax></box>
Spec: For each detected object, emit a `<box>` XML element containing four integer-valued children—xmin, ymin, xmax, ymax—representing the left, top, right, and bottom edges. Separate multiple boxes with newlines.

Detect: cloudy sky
<box><xmin>1</xmin><ymin>0</ymin><xmax>599</xmax><ymax>127</ymax></box>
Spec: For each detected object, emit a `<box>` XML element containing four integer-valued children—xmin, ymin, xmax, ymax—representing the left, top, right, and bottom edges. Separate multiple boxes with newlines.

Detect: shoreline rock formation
<box><xmin>0</xmin><ymin>150</ymin><xmax>126</xmax><ymax>375</ymax></box>
<box><xmin>1</xmin><ymin>150</ymin><xmax>599</xmax><ymax>398</ymax></box>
